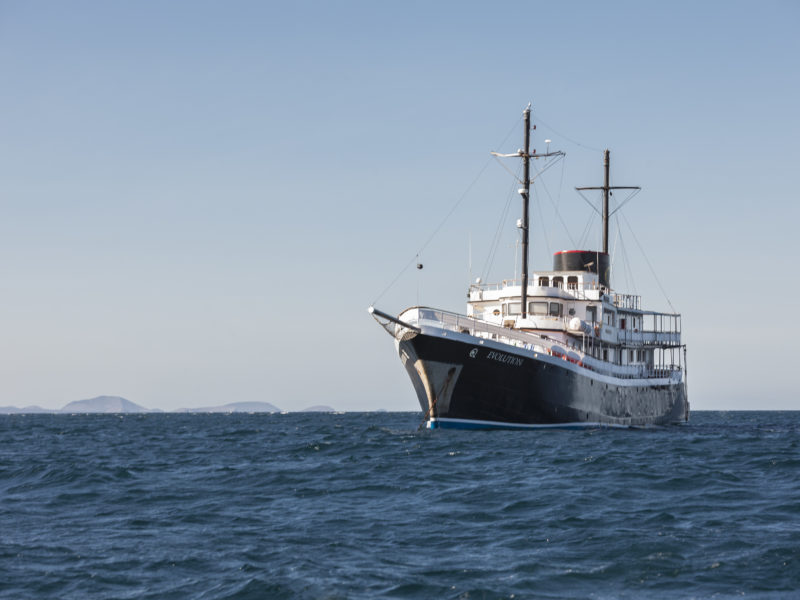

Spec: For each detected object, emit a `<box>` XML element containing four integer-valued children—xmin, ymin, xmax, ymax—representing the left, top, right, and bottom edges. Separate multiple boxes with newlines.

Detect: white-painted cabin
<box><xmin>466</xmin><ymin>267</ymin><xmax>680</xmax><ymax>370</ymax></box>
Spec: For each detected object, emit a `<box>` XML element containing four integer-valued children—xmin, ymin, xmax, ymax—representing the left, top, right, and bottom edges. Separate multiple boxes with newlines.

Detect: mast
<box><xmin>603</xmin><ymin>149</ymin><xmax>610</xmax><ymax>253</ymax></box>
<box><xmin>577</xmin><ymin>150</ymin><xmax>640</xmax><ymax>259</ymax></box>
<box><xmin>521</xmin><ymin>107</ymin><xmax>531</xmax><ymax>318</ymax></box>
<box><xmin>491</xmin><ymin>105</ymin><xmax>564</xmax><ymax>321</ymax></box>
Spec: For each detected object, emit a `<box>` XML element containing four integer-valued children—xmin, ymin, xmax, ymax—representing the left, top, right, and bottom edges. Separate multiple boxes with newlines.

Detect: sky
<box><xmin>0</xmin><ymin>1</ymin><xmax>798</xmax><ymax>411</ymax></box>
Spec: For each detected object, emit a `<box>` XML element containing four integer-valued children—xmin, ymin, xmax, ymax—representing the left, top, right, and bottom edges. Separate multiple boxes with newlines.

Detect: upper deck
<box><xmin>469</xmin><ymin>271</ymin><xmax>641</xmax><ymax>310</ymax></box>
<box><xmin>465</xmin><ymin>268</ymin><xmax>681</xmax><ymax>370</ymax></box>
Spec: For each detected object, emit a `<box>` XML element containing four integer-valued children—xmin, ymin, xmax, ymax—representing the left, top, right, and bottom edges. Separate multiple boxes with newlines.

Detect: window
<box><xmin>549</xmin><ymin>302</ymin><xmax>562</xmax><ymax>317</ymax></box>
<box><xmin>629</xmin><ymin>350</ymin><xmax>634</xmax><ymax>362</ymax></box>
<box><xmin>506</xmin><ymin>302</ymin><xmax>522</xmax><ymax>316</ymax></box>
<box><xmin>620</xmin><ymin>318</ymin><xmax>626</xmax><ymax>330</ymax></box>
<box><xmin>538</xmin><ymin>276</ymin><xmax>549</xmax><ymax>287</ymax></box>
<box><xmin>567</xmin><ymin>276</ymin><xmax>578</xmax><ymax>290</ymax></box>
<box><xmin>586</xmin><ymin>306</ymin><xmax>597</xmax><ymax>323</ymax></box>
<box><xmin>552</xmin><ymin>276</ymin><xmax>563</xmax><ymax>289</ymax></box>
<box><xmin>530</xmin><ymin>301</ymin><xmax>548</xmax><ymax>315</ymax></box>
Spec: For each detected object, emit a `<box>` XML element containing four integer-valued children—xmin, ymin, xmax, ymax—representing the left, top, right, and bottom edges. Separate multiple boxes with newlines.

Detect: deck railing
<box><xmin>401</xmin><ymin>307</ymin><xmax>682</xmax><ymax>381</ymax></box>
<box><xmin>470</xmin><ymin>281</ymin><xmax>650</xmax><ymax>312</ymax></box>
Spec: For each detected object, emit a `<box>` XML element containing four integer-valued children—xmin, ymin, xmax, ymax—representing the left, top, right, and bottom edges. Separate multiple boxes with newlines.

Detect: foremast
<box><xmin>521</xmin><ymin>107</ymin><xmax>531</xmax><ymax>319</ymax></box>
<box><xmin>492</xmin><ymin>104</ymin><xmax>564</xmax><ymax>318</ymax></box>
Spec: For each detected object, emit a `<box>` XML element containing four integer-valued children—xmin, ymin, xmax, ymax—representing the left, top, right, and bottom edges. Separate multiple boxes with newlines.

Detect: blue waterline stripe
<box><xmin>428</xmin><ymin>417</ymin><xmax>630</xmax><ymax>430</ymax></box>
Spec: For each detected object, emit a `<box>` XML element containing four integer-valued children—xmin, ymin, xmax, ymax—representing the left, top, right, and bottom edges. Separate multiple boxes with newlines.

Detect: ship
<box><xmin>370</xmin><ymin>106</ymin><xmax>688</xmax><ymax>429</ymax></box>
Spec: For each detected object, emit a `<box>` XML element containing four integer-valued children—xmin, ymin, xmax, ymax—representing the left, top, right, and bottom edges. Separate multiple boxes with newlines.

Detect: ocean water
<box><xmin>1</xmin><ymin>412</ymin><xmax>799</xmax><ymax>599</ymax></box>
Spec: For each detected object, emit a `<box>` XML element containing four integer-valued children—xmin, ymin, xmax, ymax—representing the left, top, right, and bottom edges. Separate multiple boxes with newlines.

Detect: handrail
<box><xmin>368</xmin><ymin>306</ymin><xmax>420</xmax><ymax>333</ymax></box>
<box><xmin>470</xmin><ymin>281</ymin><xmax>679</xmax><ymax>318</ymax></box>
<box><xmin>400</xmin><ymin>306</ymin><xmax>683</xmax><ymax>381</ymax></box>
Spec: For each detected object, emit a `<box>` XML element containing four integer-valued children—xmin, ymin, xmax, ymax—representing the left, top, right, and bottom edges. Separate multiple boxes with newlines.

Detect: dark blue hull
<box><xmin>398</xmin><ymin>331</ymin><xmax>687</xmax><ymax>429</ymax></box>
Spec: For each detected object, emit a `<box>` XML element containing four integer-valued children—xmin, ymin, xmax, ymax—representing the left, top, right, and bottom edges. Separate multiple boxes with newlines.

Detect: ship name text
<box><xmin>486</xmin><ymin>351</ymin><xmax>524</xmax><ymax>367</ymax></box>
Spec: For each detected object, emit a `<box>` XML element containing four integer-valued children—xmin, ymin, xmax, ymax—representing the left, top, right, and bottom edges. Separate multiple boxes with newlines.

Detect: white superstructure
<box><xmin>466</xmin><ymin>263</ymin><xmax>681</xmax><ymax>374</ymax></box>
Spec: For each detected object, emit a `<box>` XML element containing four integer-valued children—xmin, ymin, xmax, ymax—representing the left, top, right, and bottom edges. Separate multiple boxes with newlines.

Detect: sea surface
<box><xmin>2</xmin><ymin>411</ymin><xmax>800</xmax><ymax>599</ymax></box>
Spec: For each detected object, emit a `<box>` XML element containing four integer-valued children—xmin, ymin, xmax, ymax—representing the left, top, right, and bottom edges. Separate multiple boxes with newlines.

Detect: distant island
<box><xmin>0</xmin><ymin>404</ymin><xmax>53</xmax><ymax>414</ymax></box>
<box><xmin>176</xmin><ymin>401</ymin><xmax>281</xmax><ymax>413</ymax></box>
<box><xmin>0</xmin><ymin>396</ymin><xmax>340</xmax><ymax>414</ymax></box>
<box><xmin>0</xmin><ymin>396</ymin><xmax>156</xmax><ymax>414</ymax></box>
<box><xmin>62</xmin><ymin>396</ymin><xmax>159</xmax><ymax>413</ymax></box>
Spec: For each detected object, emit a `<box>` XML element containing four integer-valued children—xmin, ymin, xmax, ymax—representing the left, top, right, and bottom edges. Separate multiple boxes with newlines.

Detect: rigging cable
<box><xmin>608</xmin><ymin>188</ymin><xmax>642</xmax><ymax>217</ymax></box>
<box><xmin>481</xmin><ymin>169</ymin><xmax>519</xmax><ymax>281</ymax></box>
<box><xmin>533</xmin><ymin>115</ymin><xmax>605</xmax><ymax>153</ymax></box>
<box><xmin>619</xmin><ymin>211</ymin><xmax>676</xmax><ymax>313</ymax></box>
<box><xmin>493</xmin><ymin>154</ymin><xmax>521</xmax><ymax>181</ymax></box>
<box><xmin>519</xmin><ymin>155</ymin><xmax>569</xmax><ymax>259</ymax></box>
<box><xmin>416</xmin><ymin>253</ymin><xmax>422</xmax><ymax>306</ymax></box>
<box><xmin>577</xmin><ymin>204</ymin><xmax>597</xmax><ymax>249</ymax></box>
<box><xmin>616</xmin><ymin>218</ymin><xmax>630</xmax><ymax>293</ymax></box>
<box><xmin>372</xmin><ymin>114</ymin><xmax>524</xmax><ymax>306</ymax></box>
<box><xmin>531</xmin><ymin>181</ymin><xmax>552</xmax><ymax>257</ymax></box>
<box><xmin>610</xmin><ymin>220</ymin><xmax>621</xmax><ymax>289</ymax></box>
<box><xmin>535</xmin><ymin>167</ymin><xmax>577</xmax><ymax>248</ymax></box>
<box><xmin>620</xmin><ymin>219</ymin><xmax>638</xmax><ymax>297</ymax></box>
<box><xmin>484</xmin><ymin>153</ymin><xmax>565</xmax><ymax>279</ymax></box>
<box><xmin>613</xmin><ymin>214</ymin><xmax>635</xmax><ymax>296</ymax></box>
<box><xmin>576</xmin><ymin>188</ymin><xmax>601</xmax><ymax>215</ymax></box>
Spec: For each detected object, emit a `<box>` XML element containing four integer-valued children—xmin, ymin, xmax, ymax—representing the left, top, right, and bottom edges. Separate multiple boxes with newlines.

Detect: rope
<box><xmin>610</xmin><ymin>219</ymin><xmax>620</xmax><ymax>287</ymax></box>
<box><xmin>612</xmin><ymin>214</ymin><xmax>635</xmax><ymax>295</ymax></box>
<box><xmin>619</xmin><ymin>218</ymin><xmax>637</xmax><ymax>296</ymax></box>
<box><xmin>372</xmin><ymin>113</ymin><xmax>523</xmax><ymax>306</ymax></box>
<box><xmin>480</xmin><ymin>172</ymin><xmax>517</xmax><ymax>281</ymax></box>
<box><xmin>608</xmin><ymin>188</ymin><xmax>642</xmax><ymax>217</ymax></box>
<box><xmin>535</xmin><ymin>168</ymin><xmax>577</xmax><ymax>247</ymax></box>
<box><xmin>529</xmin><ymin>153</ymin><xmax>566</xmax><ymax>183</ymax></box>
<box><xmin>576</xmin><ymin>189</ymin><xmax>601</xmax><ymax>215</ymax></box>
<box><xmin>557</xmin><ymin>156</ymin><xmax>566</xmax><ymax>209</ymax></box>
<box><xmin>371</xmin><ymin>157</ymin><xmax>492</xmax><ymax>305</ymax></box>
<box><xmin>493</xmin><ymin>154</ymin><xmax>521</xmax><ymax>181</ymax></box>
<box><xmin>532</xmin><ymin>180</ymin><xmax>552</xmax><ymax>256</ymax></box>
<box><xmin>533</xmin><ymin>115</ymin><xmax>604</xmax><ymax>153</ymax></box>
<box><xmin>577</xmin><ymin>206</ymin><xmax>596</xmax><ymax>249</ymax></box>
<box><xmin>418</xmin><ymin>397</ymin><xmax>439</xmax><ymax>431</ymax></box>
<box><xmin>619</xmin><ymin>211</ymin><xmax>676</xmax><ymax>313</ymax></box>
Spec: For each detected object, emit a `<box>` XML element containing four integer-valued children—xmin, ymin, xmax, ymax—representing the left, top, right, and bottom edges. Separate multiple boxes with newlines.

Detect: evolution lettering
<box><xmin>486</xmin><ymin>351</ymin><xmax>523</xmax><ymax>367</ymax></box>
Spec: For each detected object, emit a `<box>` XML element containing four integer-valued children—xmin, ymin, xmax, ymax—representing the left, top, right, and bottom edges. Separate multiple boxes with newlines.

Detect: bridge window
<box><xmin>552</xmin><ymin>276</ymin><xmax>563</xmax><ymax>289</ymax></box>
<box><xmin>567</xmin><ymin>276</ymin><xmax>578</xmax><ymax>290</ymax></box>
<box><xmin>530</xmin><ymin>301</ymin><xmax>548</xmax><ymax>315</ymax></box>
<box><xmin>538</xmin><ymin>276</ymin><xmax>549</xmax><ymax>287</ymax></box>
